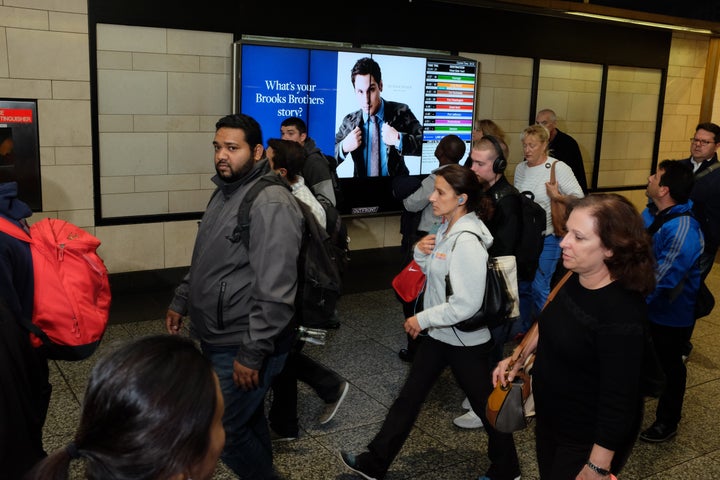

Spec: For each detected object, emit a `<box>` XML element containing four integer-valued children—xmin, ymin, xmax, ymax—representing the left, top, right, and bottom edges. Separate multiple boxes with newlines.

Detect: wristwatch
<box><xmin>586</xmin><ymin>460</ymin><xmax>611</xmax><ymax>477</ymax></box>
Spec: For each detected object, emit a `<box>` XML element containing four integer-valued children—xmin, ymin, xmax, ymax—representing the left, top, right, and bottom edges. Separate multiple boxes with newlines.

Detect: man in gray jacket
<box><xmin>166</xmin><ymin>113</ymin><xmax>303</xmax><ymax>479</ymax></box>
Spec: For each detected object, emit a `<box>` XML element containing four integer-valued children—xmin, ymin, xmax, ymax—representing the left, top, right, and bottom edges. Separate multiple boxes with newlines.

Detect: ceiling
<box><xmin>432</xmin><ymin>0</ymin><xmax>720</xmax><ymax>34</ymax></box>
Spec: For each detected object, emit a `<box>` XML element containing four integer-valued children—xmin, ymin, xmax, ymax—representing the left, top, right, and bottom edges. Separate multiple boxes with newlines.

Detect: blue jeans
<box><xmin>517</xmin><ymin>235</ymin><xmax>561</xmax><ymax>333</ymax></box>
<box><xmin>202</xmin><ymin>343</ymin><xmax>288</xmax><ymax>480</ymax></box>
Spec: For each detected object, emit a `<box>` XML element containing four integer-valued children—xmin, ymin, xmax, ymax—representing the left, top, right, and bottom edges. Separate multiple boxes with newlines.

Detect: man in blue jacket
<box><xmin>166</xmin><ymin>114</ymin><xmax>303</xmax><ymax>479</ymax></box>
<box><xmin>640</xmin><ymin>160</ymin><xmax>703</xmax><ymax>443</ymax></box>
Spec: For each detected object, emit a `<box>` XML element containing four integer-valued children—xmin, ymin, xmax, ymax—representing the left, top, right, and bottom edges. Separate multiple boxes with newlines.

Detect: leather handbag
<box><xmin>450</xmin><ymin>255</ymin><xmax>516</xmax><ymax>332</ymax></box>
<box><xmin>486</xmin><ymin>362</ymin><xmax>533</xmax><ymax>433</ymax></box>
<box><xmin>486</xmin><ymin>271</ymin><xmax>571</xmax><ymax>433</ymax></box>
<box><xmin>548</xmin><ymin>161</ymin><xmax>568</xmax><ymax>235</ymax></box>
<box><xmin>443</xmin><ymin>230</ymin><xmax>515</xmax><ymax>332</ymax></box>
<box><xmin>392</xmin><ymin>259</ymin><xmax>426</xmax><ymax>303</ymax></box>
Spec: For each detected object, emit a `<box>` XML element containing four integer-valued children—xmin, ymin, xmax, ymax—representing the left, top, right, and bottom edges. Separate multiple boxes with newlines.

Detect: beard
<box><xmin>215</xmin><ymin>158</ymin><xmax>253</xmax><ymax>183</ymax></box>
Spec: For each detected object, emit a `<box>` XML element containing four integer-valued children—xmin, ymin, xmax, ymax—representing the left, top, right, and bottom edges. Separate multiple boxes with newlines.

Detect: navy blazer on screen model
<box><xmin>334</xmin><ymin>99</ymin><xmax>422</xmax><ymax>178</ymax></box>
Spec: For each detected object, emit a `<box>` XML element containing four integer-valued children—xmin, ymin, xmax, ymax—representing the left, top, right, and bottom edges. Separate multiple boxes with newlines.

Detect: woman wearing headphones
<box><xmin>340</xmin><ymin>165</ymin><xmax>521</xmax><ymax>480</ymax></box>
<box><xmin>451</xmin><ymin>135</ymin><xmax>524</xmax><ymax>430</ymax></box>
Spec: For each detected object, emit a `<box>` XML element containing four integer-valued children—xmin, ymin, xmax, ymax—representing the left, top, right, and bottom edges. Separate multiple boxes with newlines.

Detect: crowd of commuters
<box><xmin>5</xmin><ymin>110</ymin><xmax>719</xmax><ymax>480</ymax></box>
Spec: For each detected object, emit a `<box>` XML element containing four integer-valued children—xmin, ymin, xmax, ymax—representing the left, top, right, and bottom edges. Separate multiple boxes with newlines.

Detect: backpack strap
<box><xmin>0</xmin><ymin>217</ymin><xmax>31</xmax><ymax>242</ymax></box>
<box><xmin>232</xmin><ymin>173</ymin><xmax>292</xmax><ymax>250</ymax></box>
<box><xmin>695</xmin><ymin>161</ymin><xmax>720</xmax><ymax>180</ymax></box>
<box><xmin>646</xmin><ymin>210</ymin><xmax>692</xmax><ymax>236</ymax></box>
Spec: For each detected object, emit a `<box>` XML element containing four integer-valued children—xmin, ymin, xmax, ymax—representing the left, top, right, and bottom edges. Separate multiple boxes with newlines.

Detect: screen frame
<box><xmin>232</xmin><ymin>38</ymin><xmax>478</xmax><ymax>216</ymax></box>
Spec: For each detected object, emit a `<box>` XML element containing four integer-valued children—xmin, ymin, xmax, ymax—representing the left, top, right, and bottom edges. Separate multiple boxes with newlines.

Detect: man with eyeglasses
<box><xmin>682</xmin><ymin>122</ymin><xmax>720</xmax><ymax>278</ymax></box>
<box><xmin>679</xmin><ymin>122</ymin><xmax>720</xmax><ymax>361</ymax></box>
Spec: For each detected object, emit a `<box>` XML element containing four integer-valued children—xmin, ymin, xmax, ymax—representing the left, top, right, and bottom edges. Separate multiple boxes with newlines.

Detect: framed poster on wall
<box><xmin>0</xmin><ymin>99</ymin><xmax>41</xmax><ymax>211</ymax></box>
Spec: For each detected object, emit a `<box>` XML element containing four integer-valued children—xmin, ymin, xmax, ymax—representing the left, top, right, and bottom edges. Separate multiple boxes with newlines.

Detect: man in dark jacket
<box><xmin>536</xmin><ymin>108</ymin><xmax>587</xmax><ymax>193</ymax></box>
<box><xmin>0</xmin><ymin>181</ymin><xmax>50</xmax><ymax>479</ymax></box>
<box><xmin>334</xmin><ymin>57</ymin><xmax>422</xmax><ymax>177</ymax></box>
<box><xmin>681</xmin><ymin>122</ymin><xmax>720</xmax><ymax>278</ymax></box>
<box><xmin>166</xmin><ymin>114</ymin><xmax>303</xmax><ymax>479</ymax></box>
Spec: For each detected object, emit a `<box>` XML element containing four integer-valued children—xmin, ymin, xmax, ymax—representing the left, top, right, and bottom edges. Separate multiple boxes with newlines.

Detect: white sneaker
<box><xmin>461</xmin><ymin>396</ymin><xmax>471</xmax><ymax>410</ymax></box>
<box><xmin>454</xmin><ymin>409</ymin><xmax>484</xmax><ymax>429</ymax></box>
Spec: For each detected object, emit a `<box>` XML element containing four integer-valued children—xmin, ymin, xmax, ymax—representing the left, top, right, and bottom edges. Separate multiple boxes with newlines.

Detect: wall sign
<box><xmin>0</xmin><ymin>99</ymin><xmax>41</xmax><ymax>210</ymax></box>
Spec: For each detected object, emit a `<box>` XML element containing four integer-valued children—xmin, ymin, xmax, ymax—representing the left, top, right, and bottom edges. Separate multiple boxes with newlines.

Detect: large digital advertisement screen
<box><xmin>236</xmin><ymin>41</ymin><xmax>478</xmax><ymax>215</ymax></box>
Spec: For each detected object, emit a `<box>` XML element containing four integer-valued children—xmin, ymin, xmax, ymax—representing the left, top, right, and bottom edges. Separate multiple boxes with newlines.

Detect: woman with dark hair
<box><xmin>27</xmin><ymin>335</ymin><xmax>225</xmax><ymax>480</ymax></box>
<box><xmin>494</xmin><ymin>193</ymin><xmax>655</xmax><ymax>479</ymax></box>
<box><xmin>340</xmin><ymin>164</ymin><xmax>520</xmax><ymax>480</ymax></box>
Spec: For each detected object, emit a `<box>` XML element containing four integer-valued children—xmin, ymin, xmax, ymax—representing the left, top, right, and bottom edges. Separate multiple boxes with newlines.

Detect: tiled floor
<box><xmin>42</xmin><ymin>265</ymin><xmax>720</xmax><ymax>479</ymax></box>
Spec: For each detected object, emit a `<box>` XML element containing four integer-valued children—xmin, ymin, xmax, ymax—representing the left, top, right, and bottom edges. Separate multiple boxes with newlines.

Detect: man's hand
<box><xmin>382</xmin><ymin>123</ymin><xmax>400</xmax><ymax>147</ymax></box>
<box><xmin>165</xmin><ymin>309</ymin><xmax>183</xmax><ymax>335</ymax></box>
<box><xmin>342</xmin><ymin>127</ymin><xmax>362</xmax><ymax>153</ymax></box>
<box><xmin>233</xmin><ymin>359</ymin><xmax>259</xmax><ymax>390</ymax></box>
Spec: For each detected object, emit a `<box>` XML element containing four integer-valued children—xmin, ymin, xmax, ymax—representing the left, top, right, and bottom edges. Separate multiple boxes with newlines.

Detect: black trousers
<box><xmin>0</xmin><ymin>310</ymin><xmax>51</xmax><ymax>480</ymax></box>
<box><xmin>268</xmin><ymin>340</ymin><xmax>343</xmax><ymax>435</ymax></box>
<box><xmin>359</xmin><ymin>336</ymin><xmax>521</xmax><ymax>480</ymax></box>
<box><xmin>650</xmin><ymin>322</ymin><xmax>694</xmax><ymax>428</ymax></box>
<box><xmin>534</xmin><ymin>407</ymin><xmax>641</xmax><ymax>480</ymax></box>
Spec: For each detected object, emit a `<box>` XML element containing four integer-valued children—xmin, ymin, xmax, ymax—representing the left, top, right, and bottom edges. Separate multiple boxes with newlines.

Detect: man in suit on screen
<box><xmin>334</xmin><ymin>57</ymin><xmax>422</xmax><ymax>177</ymax></box>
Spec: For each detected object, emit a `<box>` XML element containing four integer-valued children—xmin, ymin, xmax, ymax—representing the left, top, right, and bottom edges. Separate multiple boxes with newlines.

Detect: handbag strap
<box><xmin>509</xmin><ymin>270</ymin><xmax>572</xmax><ymax>367</ymax></box>
<box><xmin>549</xmin><ymin>159</ymin><xmax>557</xmax><ymax>184</ymax></box>
<box><xmin>543</xmin><ymin>270</ymin><xmax>572</xmax><ymax>309</ymax></box>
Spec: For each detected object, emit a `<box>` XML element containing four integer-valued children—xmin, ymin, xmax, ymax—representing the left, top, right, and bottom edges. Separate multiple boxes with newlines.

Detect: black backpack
<box><xmin>235</xmin><ymin>174</ymin><xmax>345</xmax><ymax>329</ymax></box>
<box><xmin>494</xmin><ymin>186</ymin><xmax>546</xmax><ymax>282</ymax></box>
<box><xmin>324</xmin><ymin>153</ymin><xmax>345</xmax><ymax>210</ymax></box>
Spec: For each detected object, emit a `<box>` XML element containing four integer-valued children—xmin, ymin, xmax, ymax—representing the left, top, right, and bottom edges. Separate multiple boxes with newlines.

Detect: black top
<box><xmin>549</xmin><ymin>129</ymin><xmax>587</xmax><ymax>193</ymax></box>
<box><xmin>533</xmin><ymin>273</ymin><xmax>645</xmax><ymax>451</ymax></box>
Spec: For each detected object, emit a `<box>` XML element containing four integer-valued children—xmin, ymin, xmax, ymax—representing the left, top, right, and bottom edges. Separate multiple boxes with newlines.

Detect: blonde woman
<box><xmin>513</xmin><ymin>124</ymin><xmax>583</xmax><ymax>336</ymax></box>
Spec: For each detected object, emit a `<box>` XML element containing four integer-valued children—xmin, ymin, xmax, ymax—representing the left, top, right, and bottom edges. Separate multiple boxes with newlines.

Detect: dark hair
<box><xmin>267</xmin><ymin>138</ymin><xmax>306</xmax><ymax>182</ymax></box>
<box><xmin>434</xmin><ymin>164</ymin><xmax>494</xmax><ymax>222</ymax></box>
<box><xmin>696</xmin><ymin>122</ymin><xmax>720</xmax><ymax>143</ymax></box>
<box><xmin>566</xmin><ymin>193</ymin><xmax>656</xmax><ymax>295</ymax></box>
<box><xmin>351</xmin><ymin>57</ymin><xmax>382</xmax><ymax>86</ymax></box>
<box><xmin>437</xmin><ymin>134</ymin><xmax>467</xmax><ymax>165</ymax></box>
<box><xmin>280</xmin><ymin>116</ymin><xmax>307</xmax><ymax>135</ymax></box>
<box><xmin>215</xmin><ymin>113</ymin><xmax>263</xmax><ymax>151</ymax></box>
<box><xmin>657</xmin><ymin>159</ymin><xmax>694</xmax><ymax>204</ymax></box>
<box><xmin>28</xmin><ymin>335</ymin><xmax>218</xmax><ymax>480</ymax></box>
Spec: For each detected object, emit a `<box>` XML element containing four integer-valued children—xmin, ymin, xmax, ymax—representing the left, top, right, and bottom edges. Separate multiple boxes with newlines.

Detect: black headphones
<box><xmin>484</xmin><ymin>135</ymin><xmax>507</xmax><ymax>173</ymax></box>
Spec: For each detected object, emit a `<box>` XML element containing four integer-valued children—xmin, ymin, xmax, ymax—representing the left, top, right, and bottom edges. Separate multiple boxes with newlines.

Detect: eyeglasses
<box><xmin>690</xmin><ymin>137</ymin><xmax>716</xmax><ymax>146</ymax></box>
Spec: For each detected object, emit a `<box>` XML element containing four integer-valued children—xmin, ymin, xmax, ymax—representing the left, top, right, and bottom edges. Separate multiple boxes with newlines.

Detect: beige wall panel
<box><xmin>55</xmin><ymin>146</ymin><xmax>91</xmax><ymax>165</ymax></box>
<box><xmin>166</xmin><ymin>29</ymin><xmax>232</xmax><ymax>57</ymax></box>
<box><xmin>97</xmin><ymin>23</ymin><xmax>166</xmax><ymax>53</ymax></box>
<box><xmin>167</xmin><ymin>72</ymin><xmax>230</xmax><ymax>115</ymax></box>
<box><xmin>38</xmin><ymin>99</ymin><xmax>91</xmax><ymax>146</ymax></box>
<box><xmin>99</xmin><ymin>132</ymin><xmax>168</xmax><ymax>176</ymax></box>
<box><xmin>168</xmin><ymin>132</ymin><xmax>215</xmax><ymax>174</ymax></box>
<box><xmin>97</xmin><ymin>70</ymin><xmax>167</xmax><ymax>115</ymax></box>
<box><xmin>41</xmin><ymin>164</ymin><xmax>93</xmax><ymax>210</ymax></box>
<box><xmin>7</xmin><ymin>29</ymin><xmax>88</xmax><ymax>80</ymax></box>
<box><xmin>164</xmin><ymin>220</ymin><xmax>198</xmax><ymax>268</ymax></box>
<box><xmin>49</xmin><ymin>11</ymin><xmax>87</xmax><ymax>33</ymax></box>
<box><xmin>0</xmin><ymin>6</ymin><xmax>48</xmax><ymax>29</ymax></box>
<box><xmin>101</xmin><ymin>192</ymin><xmax>169</xmax><ymax>217</ymax></box>
<box><xmin>96</xmin><ymin>223</ymin><xmax>166</xmax><ymax>273</ymax></box>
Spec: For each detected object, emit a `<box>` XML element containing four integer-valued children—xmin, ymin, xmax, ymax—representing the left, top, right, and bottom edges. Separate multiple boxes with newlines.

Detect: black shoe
<box><xmin>338</xmin><ymin>451</ymin><xmax>379</xmax><ymax>480</ymax></box>
<box><xmin>398</xmin><ymin>348</ymin><xmax>414</xmax><ymax>362</ymax></box>
<box><xmin>639</xmin><ymin>422</ymin><xmax>677</xmax><ymax>443</ymax></box>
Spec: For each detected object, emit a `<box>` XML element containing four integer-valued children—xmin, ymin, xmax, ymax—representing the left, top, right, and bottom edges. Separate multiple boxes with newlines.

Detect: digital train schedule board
<box><xmin>235</xmin><ymin>40</ymin><xmax>478</xmax><ymax>215</ymax></box>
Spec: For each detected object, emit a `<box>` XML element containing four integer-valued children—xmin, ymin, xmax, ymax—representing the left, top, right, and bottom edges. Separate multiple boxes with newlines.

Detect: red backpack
<box><xmin>0</xmin><ymin>217</ymin><xmax>111</xmax><ymax>360</ymax></box>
